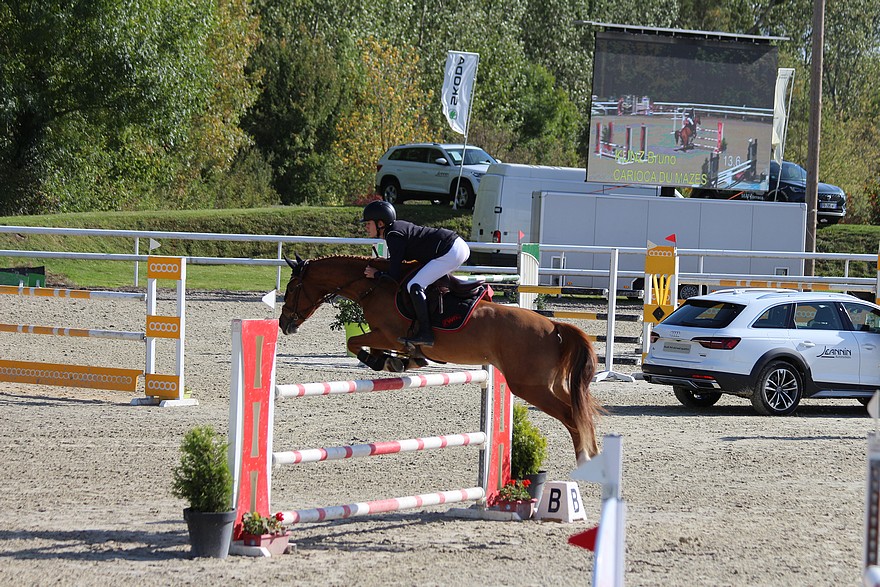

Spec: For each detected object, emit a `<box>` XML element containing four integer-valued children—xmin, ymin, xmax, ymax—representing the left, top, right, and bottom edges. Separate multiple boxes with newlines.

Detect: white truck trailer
<box><xmin>470</xmin><ymin>163</ymin><xmax>676</xmax><ymax>247</ymax></box>
<box><xmin>529</xmin><ymin>190</ymin><xmax>807</xmax><ymax>296</ymax></box>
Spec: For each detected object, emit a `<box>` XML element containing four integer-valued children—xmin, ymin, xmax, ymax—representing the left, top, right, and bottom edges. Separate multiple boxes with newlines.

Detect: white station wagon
<box><xmin>642</xmin><ymin>289</ymin><xmax>880</xmax><ymax>416</ymax></box>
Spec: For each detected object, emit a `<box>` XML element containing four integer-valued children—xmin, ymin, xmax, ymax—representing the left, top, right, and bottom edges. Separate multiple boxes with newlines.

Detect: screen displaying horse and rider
<box><xmin>587</xmin><ymin>29</ymin><xmax>778</xmax><ymax>192</ymax></box>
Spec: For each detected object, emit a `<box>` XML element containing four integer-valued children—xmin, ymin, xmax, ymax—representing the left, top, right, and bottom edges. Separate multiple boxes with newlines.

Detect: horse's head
<box><xmin>279</xmin><ymin>253</ymin><xmax>320</xmax><ymax>335</ymax></box>
<box><xmin>279</xmin><ymin>254</ymin><xmax>383</xmax><ymax>335</ymax></box>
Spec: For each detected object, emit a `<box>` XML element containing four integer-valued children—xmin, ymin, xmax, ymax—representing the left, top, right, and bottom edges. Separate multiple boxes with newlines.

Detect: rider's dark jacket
<box><xmin>383</xmin><ymin>220</ymin><xmax>459</xmax><ymax>282</ymax></box>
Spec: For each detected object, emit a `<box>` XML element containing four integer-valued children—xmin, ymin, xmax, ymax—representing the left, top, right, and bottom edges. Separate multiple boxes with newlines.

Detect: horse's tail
<box><xmin>555</xmin><ymin>321</ymin><xmax>603</xmax><ymax>458</ymax></box>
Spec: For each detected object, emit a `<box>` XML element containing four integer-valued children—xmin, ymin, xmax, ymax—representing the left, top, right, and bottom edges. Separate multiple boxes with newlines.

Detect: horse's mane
<box><xmin>309</xmin><ymin>254</ymin><xmax>416</xmax><ymax>272</ymax></box>
<box><xmin>310</xmin><ymin>254</ymin><xmax>386</xmax><ymax>269</ymax></box>
<box><xmin>309</xmin><ymin>254</ymin><xmax>373</xmax><ymax>262</ymax></box>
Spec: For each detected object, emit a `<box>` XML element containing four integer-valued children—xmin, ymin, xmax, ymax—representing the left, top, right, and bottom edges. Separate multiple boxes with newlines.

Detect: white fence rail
<box><xmin>0</xmin><ymin>225</ymin><xmax>519</xmax><ymax>290</ymax></box>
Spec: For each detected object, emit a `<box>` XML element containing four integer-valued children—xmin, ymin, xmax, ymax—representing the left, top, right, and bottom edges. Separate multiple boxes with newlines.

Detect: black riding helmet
<box><xmin>361</xmin><ymin>200</ymin><xmax>396</xmax><ymax>226</ymax></box>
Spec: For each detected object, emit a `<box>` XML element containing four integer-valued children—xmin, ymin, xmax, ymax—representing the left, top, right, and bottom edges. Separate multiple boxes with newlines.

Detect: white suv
<box><xmin>375</xmin><ymin>143</ymin><xmax>496</xmax><ymax>209</ymax></box>
<box><xmin>642</xmin><ymin>289</ymin><xmax>880</xmax><ymax>416</ymax></box>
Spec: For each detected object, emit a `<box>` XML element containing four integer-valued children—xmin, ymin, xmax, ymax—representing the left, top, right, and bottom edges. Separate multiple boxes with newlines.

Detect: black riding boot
<box><xmin>399</xmin><ymin>284</ymin><xmax>434</xmax><ymax>347</ymax></box>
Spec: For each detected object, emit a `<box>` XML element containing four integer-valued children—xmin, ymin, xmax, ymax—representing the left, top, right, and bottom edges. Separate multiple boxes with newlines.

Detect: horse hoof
<box><xmin>384</xmin><ymin>356</ymin><xmax>405</xmax><ymax>372</ymax></box>
<box><xmin>404</xmin><ymin>357</ymin><xmax>428</xmax><ymax>370</ymax></box>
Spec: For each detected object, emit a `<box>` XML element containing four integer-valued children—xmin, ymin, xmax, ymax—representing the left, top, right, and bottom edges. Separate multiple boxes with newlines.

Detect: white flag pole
<box><xmin>451</xmin><ymin>54</ymin><xmax>479</xmax><ymax>210</ymax></box>
<box><xmin>453</xmin><ymin>72</ymin><xmax>478</xmax><ymax>209</ymax></box>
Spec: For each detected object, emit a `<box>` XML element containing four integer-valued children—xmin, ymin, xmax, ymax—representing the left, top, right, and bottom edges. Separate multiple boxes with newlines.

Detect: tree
<box><xmin>242</xmin><ymin>1</ymin><xmax>350</xmax><ymax>204</ymax></box>
<box><xmin>166</xmin><ymin>0</ymin><xmax>264</xmax><ymax>209</ymax></box>
<box><xmin>508</xmin><ymin>63</ymin><xmax>580</xmax><ymax>166</ymax></box>
<box><xmin>0</xmin><ymin>0</ymin><xmax>260</xmax><ymax>214</ymax></box>
<box><xmin>331</xmin><ymin>38</ymin><xmax>433</xmax><ymax>202</ymax></box>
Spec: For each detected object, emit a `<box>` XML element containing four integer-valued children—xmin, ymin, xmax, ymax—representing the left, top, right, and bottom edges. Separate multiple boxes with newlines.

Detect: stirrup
<box><xmin>398</xmin><ymin>334</ymin><xmax>434</xmax><ymax>348</ymax></box>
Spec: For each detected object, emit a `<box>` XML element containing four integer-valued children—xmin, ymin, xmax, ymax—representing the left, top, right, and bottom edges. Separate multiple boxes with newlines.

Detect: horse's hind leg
<box><xmin>568</xmin><ymin>426</ymin><xmax>595</xmax><ymax>466</ymax></box>
<box><xmin>576</xmin><ymin>430</ymin><xmax>599</xmax><ymax>465</ymax></box>
<box><xmin>509</xmin><ymin>382</ymin><xmax>593</xmax><ymax>466</ymax></box>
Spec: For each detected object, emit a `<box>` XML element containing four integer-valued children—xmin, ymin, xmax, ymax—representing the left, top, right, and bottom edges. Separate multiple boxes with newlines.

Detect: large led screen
<box><xmin>587</xmin><ymin>30</ymin><xmax>777</xmax><ymax>191</ymax></box>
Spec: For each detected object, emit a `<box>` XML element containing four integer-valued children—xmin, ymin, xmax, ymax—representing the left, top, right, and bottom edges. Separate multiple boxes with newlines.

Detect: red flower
<box><xmin>523</xmin><ymin>479</ymin><xmax>531</xmax><ymax>487</ymax></box>
<box><xmin>275</xmin><ymin>512</ymin><xmax>284</xmax><ymax>522</ymax></box>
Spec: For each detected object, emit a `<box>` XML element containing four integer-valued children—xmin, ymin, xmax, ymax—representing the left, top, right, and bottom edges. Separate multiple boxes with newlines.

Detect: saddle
<box><xmin>395</xmin><ymin>274</ymin><xmax>492</xmax><ymax>331</ymax></box>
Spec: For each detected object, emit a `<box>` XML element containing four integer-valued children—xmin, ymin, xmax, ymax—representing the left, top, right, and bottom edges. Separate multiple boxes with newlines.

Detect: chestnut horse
<box><xmin>278</xmin><ymin>254</ymin><xmax>601</xmax><ymax>464</ymax></box>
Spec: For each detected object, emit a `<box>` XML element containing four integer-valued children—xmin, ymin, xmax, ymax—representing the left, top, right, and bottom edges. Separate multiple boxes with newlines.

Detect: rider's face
<box><xmin>364</xmin><ymin>220</ymin><xmax>380</xmax><ymax>238</ymax></box>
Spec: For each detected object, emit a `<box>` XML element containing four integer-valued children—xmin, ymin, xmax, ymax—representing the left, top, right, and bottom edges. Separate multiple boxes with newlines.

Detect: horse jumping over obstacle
<box><xmin>674</xmin><ymin>111</ymin><xmax>701</xmax><ymax>151</ymax></box>
<box><xmin>278</xmin><ymin>254</ymin><xmax>602</xmax><ymax>464</ymax></box>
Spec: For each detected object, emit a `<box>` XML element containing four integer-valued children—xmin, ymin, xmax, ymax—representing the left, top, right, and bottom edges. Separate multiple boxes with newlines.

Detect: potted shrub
<box><xmin>510</xmin><ymin>403</ymin><xmax>549</xmax><ymax>502</ymax></box>
<box><xmin>329</xmin><ymin>297</ymin><xmax>369</xmax><ymax>357</ymax></box>
<box><xmin>171</xmin><ymin>425</ymin><xmax>236</xmax><ymax>558</ymax></box>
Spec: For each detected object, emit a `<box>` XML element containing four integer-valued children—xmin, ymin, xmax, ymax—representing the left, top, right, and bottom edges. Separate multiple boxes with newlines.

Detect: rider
<box><xmin>361</xmin><ymin>200</ymin><xmax>470</xmax><ymax>348</ymax></box>
<box><xmin>682</xmin><ymin>109</ymin><xmax>696</xmax><ymax>133</ymax></box>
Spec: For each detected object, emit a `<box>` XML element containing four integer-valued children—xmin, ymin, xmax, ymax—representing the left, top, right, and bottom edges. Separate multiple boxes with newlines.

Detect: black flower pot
<box><xmin>524</xmin><ymin>471</ymin><xmax>548</xmax><ymax>503</ymax></box>
<box><xmin>183</xmin><ymin>508</ymin><xmax>236</xmax><ymax>558</ymax></box>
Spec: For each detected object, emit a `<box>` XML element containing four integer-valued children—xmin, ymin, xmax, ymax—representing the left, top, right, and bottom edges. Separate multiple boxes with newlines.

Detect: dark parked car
<box><xmin>691</xmin><ymin>160</ymin><xmax>846</xmax><ymax>225</ymax></box>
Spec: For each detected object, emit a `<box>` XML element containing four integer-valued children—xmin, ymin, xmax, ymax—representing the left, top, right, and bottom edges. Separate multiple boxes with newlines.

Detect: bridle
<box><xmin>284</xmin><ymin>260</ymin><xmax>382</xmax><ymax>325</ymax></box>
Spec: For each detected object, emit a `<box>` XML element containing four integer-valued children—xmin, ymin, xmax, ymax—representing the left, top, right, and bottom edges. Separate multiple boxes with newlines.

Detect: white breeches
<box><xmin>409</xmin><ymin>237</ymin><xmax>470</xmax><ymax>290</ymax></box>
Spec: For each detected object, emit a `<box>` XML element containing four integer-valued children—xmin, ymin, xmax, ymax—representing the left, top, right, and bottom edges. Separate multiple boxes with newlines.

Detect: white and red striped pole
<box><xmin>272</xmin><ymin>432</ymin><xmax>487</xmax><ymax>465</ymax></box>
<box><xmin>276</xmin><ymin>370</ymin><xmax>488</xmax><ymax>398</ymax></box>
<box><xmin>865</xmin><ymin>430</ymin><xmax>880</xmax><ymax>585</ymax></box>
<box><xmin>282</xmin><ymin>488</ymin><xmax>486</xmax><ymax>524</ymax></box>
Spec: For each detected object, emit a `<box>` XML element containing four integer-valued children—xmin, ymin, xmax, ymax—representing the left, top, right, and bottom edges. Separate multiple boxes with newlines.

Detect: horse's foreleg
<box><xmin>348</xmin><ymin>331</ymin><xmax>426</xmax><ymax>372</ymax></box>
<box><xmin>347</xmin><ymin>332</ymin><xmax>376</xmax><ymax>357</ymax></box>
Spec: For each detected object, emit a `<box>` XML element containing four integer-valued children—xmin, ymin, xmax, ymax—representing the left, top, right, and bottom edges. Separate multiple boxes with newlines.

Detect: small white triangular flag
<box><xmin>262</xmin><ymin>290</ymin><xmax>276</xmax><ymax>308</ymax></box>
<box><xmin>149</xmin><ymin>238</ymin><xmax>161</xmax><ymax>250</ymax></box>
<box><xmin>868</xmin><ymin>390</ymin><xmax>880</xmax><ymax>421</ymax></box>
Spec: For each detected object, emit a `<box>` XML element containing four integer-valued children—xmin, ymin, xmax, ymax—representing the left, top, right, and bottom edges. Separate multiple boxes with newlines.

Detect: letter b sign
<box><xmin>535</xmin><ymin>481</ymin><xmax>587</xmax><ymax>523</ymax></box>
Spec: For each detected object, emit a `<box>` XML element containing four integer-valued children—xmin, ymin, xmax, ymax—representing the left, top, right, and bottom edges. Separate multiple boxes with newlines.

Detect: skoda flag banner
<box><xmin>441</xmin><ymin>51</ymin><xmax>479</xmax><ymax>135</ymax></box>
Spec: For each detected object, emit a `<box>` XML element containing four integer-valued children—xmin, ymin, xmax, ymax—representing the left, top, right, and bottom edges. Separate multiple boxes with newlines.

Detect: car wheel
<box><xmin>673</xmin><ymin>386</ymin><xmax>722</xmax><ymax>408</ymax></box>
<box><xmin>381</xmin><ymin>179</ymin><xmax>402</xmax><ymax>205</ymax></box>
<box><xmin>452</xmin><ymin>180</ymin><xmax>475</xmax><ymax>209</ymax></box>
<box><xmin>750</xmin><ymin>360</ymin><xmax>803</xmax><ymax>416</ymax></box>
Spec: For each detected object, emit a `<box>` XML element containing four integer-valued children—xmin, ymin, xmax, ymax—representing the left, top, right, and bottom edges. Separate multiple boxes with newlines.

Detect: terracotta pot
<box><xmin>492</xmin><ymin>499</ymin><xmax>537</xmax><ymax>519</ymax></box>
<box><xmin>241</xmin><ymin>532</ymin><xmax>290</xmax><ymax>556</ymax></box>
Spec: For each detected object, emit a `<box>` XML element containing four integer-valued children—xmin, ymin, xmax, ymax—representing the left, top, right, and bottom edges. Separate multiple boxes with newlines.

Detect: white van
<box><xmin>470</xmin><ymin>163</ymin><xmax>677</xmax><ymax>247</ymax></box>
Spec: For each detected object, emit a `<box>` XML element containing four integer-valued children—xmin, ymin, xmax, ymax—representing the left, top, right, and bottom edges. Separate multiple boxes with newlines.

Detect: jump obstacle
<box><xmin>0</xmin><ymin>256</ymin><xmax>194</xmax><ymax>406</ymax></box>
<box><xmin>594</xmin><ymin>121</ymin><xmax>647</xmax><ymax>163</ymax></box>
<box><xmin>704</xmin><ymin>139</ymin><xmax>759</xmax><ymax>188</ymax></box>
<box><xmin>228</xmin><ymin>319</ymin><xmax>515</xmax><ymax>555</ymax></box>
<box><xmin>671</xmin><ymin>110</ymin><xmax>723</xmax><ymax>153</ymax></box>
